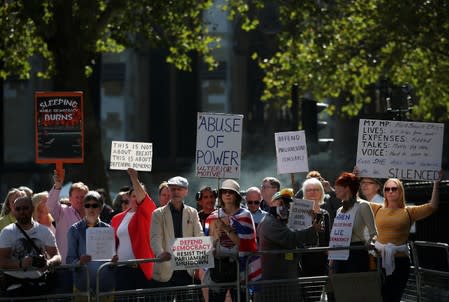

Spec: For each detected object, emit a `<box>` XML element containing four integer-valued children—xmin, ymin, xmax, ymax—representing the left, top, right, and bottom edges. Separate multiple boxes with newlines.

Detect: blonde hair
<box><xmin>383</xmin><ymin>178</ymin><xmax>405</xmax><ymax>208</ymax></box>
<box><xmin>302</xmin><ymin>178</ymin><xmax>325</xmax><ymax>204</ymax></box>
<box><xmin>1</xmin><ymin>188</ymin><xmax>26</xmax><ymax>216</ymax></box>
<box><xmin>31</xmin><ymin>191</ymin><xmax>54</xmax><ymax>225</ymax></box>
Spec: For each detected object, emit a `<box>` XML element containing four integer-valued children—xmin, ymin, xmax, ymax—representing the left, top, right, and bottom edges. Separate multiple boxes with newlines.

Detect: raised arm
<box><xmin>128</xmin><ymin>168</ymin><xmax>146</xmax><ymax>203</ymax></box>
<box><xmin>46</xmin><ymin>169</ymin><xmax>65</xmax><ymax>221</ymax></box>
<box><xmin>430</xmin><ymin>170</ymin><xmax>444</xmax><ymax>210</ymax></box>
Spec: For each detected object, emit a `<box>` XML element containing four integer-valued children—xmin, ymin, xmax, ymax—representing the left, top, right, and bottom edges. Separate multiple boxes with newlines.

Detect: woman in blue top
<box><xmin>67</xmin><ymin>191</ymin><xmax>115</xmax><ymax>298</ymax></box>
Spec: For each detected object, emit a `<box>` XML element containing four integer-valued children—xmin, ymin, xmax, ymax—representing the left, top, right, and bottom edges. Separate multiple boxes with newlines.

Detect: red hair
<box><xmin>335</xmin><ymin>172</ymin><xmax>360</xmax><ymax>197</ymax></box>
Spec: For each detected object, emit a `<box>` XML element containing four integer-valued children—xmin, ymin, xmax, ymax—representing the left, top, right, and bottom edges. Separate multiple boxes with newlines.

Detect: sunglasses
<box><xmin>384</xmin><ymin>187</ymin><xmax>398</xmax><ymax>193</ymax></box>
<box><xmin>84</xmin><ymin>203</ymin><xmax>100</xmax><ymax>209</ymax></box>
<box><xmin>247</xmin><ymin>200</ymin><xmax>260</xmax><ymax>205</ymax></box>
<box><xmin>221</xmin><ymin>189</ymin><xmax>235</xmax><ymax>195</ymax></box>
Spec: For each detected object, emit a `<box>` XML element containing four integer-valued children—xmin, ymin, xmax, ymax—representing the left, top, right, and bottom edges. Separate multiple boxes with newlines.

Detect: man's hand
<box><xmin>79</xmin><ymin>255</ymin><xmax>92</xmax><ymax>265</ymax></box>
<box><xmin>53</xmin><ymin>169</ymin><xmax>65</xmax><ymax>190</ymax></box>
<box><xmin>157</xmin><ymin>252</ymin><xmax>171</xmax><ymax>262</ymax></box>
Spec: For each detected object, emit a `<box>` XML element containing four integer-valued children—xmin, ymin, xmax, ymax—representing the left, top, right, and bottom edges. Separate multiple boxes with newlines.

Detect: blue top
<box><xmin>67</xmin><ymin>219</ymin><xmax>114</xmax><ymax>292</ymax></box>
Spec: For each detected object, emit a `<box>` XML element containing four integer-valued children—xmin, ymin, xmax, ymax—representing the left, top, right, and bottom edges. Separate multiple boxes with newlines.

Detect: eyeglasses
<box><xmin>305</xmin><ymin>188</ymin><xmax>321</xmax><ymax>193</ymax></box>
<box><xmin>361</xmin><ymin>181</ymin><xmax>377</xmax><ymax>185</ymax></box>
<box><xmin>247</xmin><ymin>200</ymin><xmax>260</xmax><ymax>205</ymax></box>
<box><xmin>384</xmin><ymin>187</ymin><xmax>398</xmax><ymax>193</ymax></box>
<box><xmin>84</xmin><ymin>203</ymin><xmax>100</xmax><ymax>209</ymax></box>
<box><xmin>15</xmin><ymin>206</ymin><xmax>30</xmax><ymax>212</ymax></box>
<box><xmin>221</xmin><ymin>189</ymin><xmax>235</xmax><ymax>195</ymax></box>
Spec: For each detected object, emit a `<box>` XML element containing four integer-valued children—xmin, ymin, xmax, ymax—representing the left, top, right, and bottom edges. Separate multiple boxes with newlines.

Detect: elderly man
<box><xmin>0</xmin><ymin>196</ymin><xmax>61</xmax><ymax>296</ymax></box>
<box><xmin>259</xmin><ymin>177</ymin><xmax>281</xmax><ymax>212</ymax></box>
<box><xmin>245</xmin><ymin>186</ymin><xmax>267</xmax><ymax>229</ymax></box>
<box><xmin>151</xmin><ymin>176</ymin><xmax>203</xmax><ymax>289</ymax></box>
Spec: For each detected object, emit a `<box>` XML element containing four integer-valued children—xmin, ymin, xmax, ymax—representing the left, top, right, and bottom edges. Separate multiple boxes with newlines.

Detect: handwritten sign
<box><xmin>171</xmin><ymin>237</ymin><xmax>214</xmax><ymax>270</ymax></box>
<box><xmin>275</xmin><ymin>131</ymin><xmax>309</xmax><ymax>174</ymax></box>
<box><xmin>328</xmin><ymin>206</ymin><xmax>358</xmax><ymax>260</ymax></box>
<box><xmin>356</xmin><ymin>119</ymin><xmax>444</xmax><ymax>180</ymax></box>
<box><xmin>196</xmin><ymin>112</ymin><xmax>243</xmax><ymax>179</ymax></box>
<box><xmin>86</xmin><ymin>227</ymin><xmax>115</xmax><ymax>261</ymax></box>
<box><xmin>287</xmin><ymin>198</ymin><xmax>313</xmax><ymax>230</ymax></box>
<box><xmin>35</xmin><ymin>91</ymin><xmax>84</xmax><ymax>163</ymax></box>
<box><xmin>109</xmin><ymin>141</ymin><xmax>153</xmax><ymax>171</ymax></box>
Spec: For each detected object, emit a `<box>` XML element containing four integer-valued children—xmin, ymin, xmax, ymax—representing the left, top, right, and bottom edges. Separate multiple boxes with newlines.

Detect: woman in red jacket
<box><xmin>111</xmin><ymin>168</ymin><xmax>157</xmax><ymax>290</ymax></box>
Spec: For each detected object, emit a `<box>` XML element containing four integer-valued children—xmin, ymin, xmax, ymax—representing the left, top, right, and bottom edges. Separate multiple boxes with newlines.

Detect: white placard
<box><xmin>171</xmin><ymin>237</ymin><xmax>214</xmax><ymax>270</ymax></box>
<box><xmin>356</xmin><ymin>119</ymin><xmax>444</xmax><ymax>180</ymax></box>
<box><xmin>86</xmin><ymin>227</ymin><xmax>115</xmax><ymax>261</ymax></box>
<box><xmin>109</xmin><ymin>141</ymin><xmax>153</xmax><ymax>171</ymax></box>
<box><xmin>196</xmin><ymin>112</ymin><xmax>243</xmax><ymax>179</ymax></box>
<box><xmin>275</xmin><ymin>131</ymin><xmax>309</xmax><ymax>174</ymax></box>
<box><xmin>287</xmin><ymin>198</ymin><xmax>313</xmax><ymax>230</ymax></box>
<box><xmin>328</xmin><ymin>206</ymin><xmax>358</xmax><ymax>261</ymax></box>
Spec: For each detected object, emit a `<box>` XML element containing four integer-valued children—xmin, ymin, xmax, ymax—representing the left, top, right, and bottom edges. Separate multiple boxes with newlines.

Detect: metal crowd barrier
<box><xmin>0</xmin><ymin>263</ymin><xmax>90</xmax><ymax>301</ymax></box>
<box><xmin>244</xmin><ymin>245</ymin><xmax>383</xmax><ymax>302</ymax></box>
<box><xmin>409</xmin><ymin>241</ymin><xmax>449</xmax><ymax>302</ymax></box>
<box><xmin>95</xmin><ymin>256</ymin><xmax>241</xmax><ymax>302</ymax></box>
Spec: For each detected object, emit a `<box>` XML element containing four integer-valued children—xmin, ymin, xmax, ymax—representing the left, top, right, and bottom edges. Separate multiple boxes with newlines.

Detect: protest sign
<box><xmin>110</xmin><ymin>141</ymin><xmax>153</xmax><ymax>171</ymax></box>
<box><xmin>275</xmin><ymin>131</ymin><xmax>309</xmax><ymax>174</ymax></box>
<box><xmin>86</xmin><ymin>227</ymin><xmax>115</xmax><ymax>261</ymax></box>
<box><xmin>196</xmin><ymin>112</ymin><xmax>243</xmax><ymax>178</ymax></box>
<box><xmin>35</xmin><ymin>91</ymin><xmax>84</xmax><ymax>163</ymax></box>
<box><xmin>287</xmin><ymin>198</ymin><xmax>313</xmax><ymax>230</ymax></box>
<box><xmin>328</xmin><ymin>206</ymin><xmax>358</xmax><ymax>261</ymax></box>
<box><xmin>171</xmin><ymin>237</ymin><xmax>214</xmax><ymax>270</ymax></box>
<box><xmin>356</xmin><ymin>119</ymin><xmax>444</xmax><ymax>180</ymax></box>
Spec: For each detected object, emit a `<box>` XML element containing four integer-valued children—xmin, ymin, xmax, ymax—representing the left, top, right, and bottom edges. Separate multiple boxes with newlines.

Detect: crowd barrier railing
<box><xmin>410</xmin><ymin>241</ymin><xmax>449</xmax><ymax>302</ymax></box>
<box><xmin>0</xmin><ymin>263</ymin><xmax>90</xmax><ymax>301</ymax></box>
<box><xmin>95</xmin><ymin>255</ymin><xmax>241</xmax><ymax>302</ymax></box>
<box><xmin>244</xmin><ymin>245</ymin><xmax>382</xmax><ymax>302</ymax></box>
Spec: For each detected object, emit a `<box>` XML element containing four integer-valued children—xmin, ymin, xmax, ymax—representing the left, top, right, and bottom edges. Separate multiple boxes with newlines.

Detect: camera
<box><xmin>32</xmin><ymin>255</ymin><xmax>47</xmax><ymax>268</ymax></box>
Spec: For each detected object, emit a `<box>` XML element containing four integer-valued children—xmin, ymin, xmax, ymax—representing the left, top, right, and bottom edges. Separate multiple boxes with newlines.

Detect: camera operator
<box><xmin>0</xmin><ymin>196</ymin><xmax>61</xmax><ymax>296</ymax></box>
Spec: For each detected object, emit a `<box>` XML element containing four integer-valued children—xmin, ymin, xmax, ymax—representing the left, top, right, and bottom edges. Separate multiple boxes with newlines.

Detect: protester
<box><xmin>18</xmin><ymin>186</ymin><xmax>33</xmax><ymax>198</ymax></box>
<box><xmin>0</xmin><ymin>196</ymin><xmax>61</xmax><ymax>296</ymax></box>
<box><xmin>371</xmin><ymin>171</ymin><xmax>443</xmax><ymax>302</ymax></box>
<box><xmin>256</xmin><ymin>188</ymin><xmax>319</xmax><ymax>302</ymax></box>
<box><xmin>151</xmin><ymin>175</ymin><xmax>203</xmax><ymax>300</ymax></box>
<box><xmin>95</xmin><ymin>188</ymin><xmax>114</xmax><ymax>223</ymax></box>
<box><xmin>300</xmin><ymin>178</ymin><xmax>331</xmax><ymax>282</ymax></box>
<box><xmin>245</xmin><ymin>186</ymin><xmax>267</xmax><ymax>229</ymax></box>
<box><xmin>0</xmin><ymin>188</ymin><xmax>26</xmax><ymax>231</ymax></box>
<box><xmin>196</xmin><ymin>186</ymin><xmax>217</xmax><ymax>229</ymax></box>
<box><xmin>205</xmin><ymin>179</ymin><xmax>258</xmax><ymax>301</ymax></box>
<box><xmin>31</xmin><ymin>191</ymin><xmax>55</xmax><ymax>234</ymax></box>
<box><xmin>67</xmin><ymin>191</ymin><xmax>115</xmax><ymax>300</ymax></box>
<box><xmin>330</xmin><ymin>172</ymin><xmax>377</xmax><ymax>274</ymax></box>
<box><xmin>111</xmin><ymin>168</ymin><xmax>157</xmax><ymax>290</ymax></box>
<box><xmin>46</xmin><ymin>169</ymin><xmax>89</xmax><ymax>264</ymax></box>
<box><xmin>360</xmin><ymin>177</ymin><xmax>384</xmax><ymax>203</ymax></box>
<box><xmin>158</xmin><ymin>181</ymin><xmax>171</xmax><ymax>207</ymax></box>
<box><xmin>259</xmin><ymin>177</ymin><xmax>281</xmax><ymax>212</ymax></box>
<box><xmin>111</xmin><ymin>191</ymin><xmax>130</xmax><ymax>215</ymax></box>
<box><xmin>296</xmin><ymin>170</ymin><xmax>341</xmax><ymax>225</ymax></box>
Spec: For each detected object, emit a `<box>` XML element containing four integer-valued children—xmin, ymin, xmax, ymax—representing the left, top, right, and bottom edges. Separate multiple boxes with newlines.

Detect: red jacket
<box><xmin>111</xmin><ymin>194</ymin><xmax>156</xmax><ymax>280</ymax></box>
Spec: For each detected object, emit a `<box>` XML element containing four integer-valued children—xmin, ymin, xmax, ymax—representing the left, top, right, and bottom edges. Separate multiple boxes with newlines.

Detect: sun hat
<box><xmin>167</xmin><ymin>176</ymin><xmax>189</xmax><ymax>188</ymax></box>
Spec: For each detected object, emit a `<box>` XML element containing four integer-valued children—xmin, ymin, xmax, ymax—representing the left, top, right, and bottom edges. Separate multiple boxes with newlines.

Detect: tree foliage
<box><xmin>254</xmin><ymin>0</ymin><xmax>449</xmax><ymax>121</ymax></box>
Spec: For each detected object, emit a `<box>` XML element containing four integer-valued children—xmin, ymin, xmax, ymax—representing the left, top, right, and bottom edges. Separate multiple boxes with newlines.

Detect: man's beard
<box><xmin>17</xmin><ymin>216</ymin><xmax>31</xmax><ymax>225</ymax></box>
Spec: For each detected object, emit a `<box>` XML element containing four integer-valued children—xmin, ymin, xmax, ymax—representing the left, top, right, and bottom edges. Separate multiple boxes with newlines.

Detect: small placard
<box><xmin>110</xmin><ymin>141</ymin><xmax>153</xmax><ymax>171</ymax></box>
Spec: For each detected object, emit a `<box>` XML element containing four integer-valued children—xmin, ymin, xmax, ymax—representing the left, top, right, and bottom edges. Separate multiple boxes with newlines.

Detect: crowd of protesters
<box><xmin>0</xmin><ymin>166</ymin><xmax>443</xmax><ymax>302</ymax></box>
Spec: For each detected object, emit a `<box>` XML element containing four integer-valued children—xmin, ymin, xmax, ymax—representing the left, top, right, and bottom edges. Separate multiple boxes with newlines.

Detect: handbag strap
<box><xmin>15</xmin><ymin>223</ymin><xmax>42</xmax><ymax>255</ymax></box>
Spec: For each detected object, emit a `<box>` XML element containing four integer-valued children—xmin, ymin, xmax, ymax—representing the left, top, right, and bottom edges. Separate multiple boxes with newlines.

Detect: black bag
<box><xmin>209</xmin><ymin>257</ymin><xmax>237</xmax><ymax>282</ymax></box>
<box><xmin>0</xmin><ymin>271</ymin><xmax>55</xmax><ymax>297</ymax></box>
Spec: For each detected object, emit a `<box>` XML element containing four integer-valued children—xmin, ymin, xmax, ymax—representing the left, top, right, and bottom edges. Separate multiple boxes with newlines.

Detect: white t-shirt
<box><xmin>0</xmin><ymin>221</ymin><xmax>56</xmax><ymax>278</ymax></box>
<box><xmin>116</xmin><ymin>211</ymin><xmax>136</xmax><ymax>260</ymax></box>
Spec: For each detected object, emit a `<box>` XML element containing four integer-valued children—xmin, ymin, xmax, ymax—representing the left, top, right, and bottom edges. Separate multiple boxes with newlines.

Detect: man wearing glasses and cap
<box><xmin>150</xmin><ymin>176</ymin><xmax>203</xmax><ymax>290</ymax></box>
<box><xmin>245</xmin><ymin>187</ymin><xmax>267</xmax><ymax>230</ymax></box>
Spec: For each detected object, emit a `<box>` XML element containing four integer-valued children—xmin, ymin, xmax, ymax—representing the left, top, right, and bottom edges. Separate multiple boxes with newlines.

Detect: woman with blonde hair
<box><xmin>0</xmin><ymin>188</ymin><xmax>26</xmax><ymax>230</ymax></box>
<box><xmin>32</xmin><ymin>191</ymin><xmax>56</xmax><ymax>234</ymax></box>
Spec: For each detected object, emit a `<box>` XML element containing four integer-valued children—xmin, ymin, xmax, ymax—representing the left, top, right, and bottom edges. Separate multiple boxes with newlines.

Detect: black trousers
<box><xmin>382</xmin><ymin>257</ymin><xmax>410</xmax><ymax>302</ymax></box>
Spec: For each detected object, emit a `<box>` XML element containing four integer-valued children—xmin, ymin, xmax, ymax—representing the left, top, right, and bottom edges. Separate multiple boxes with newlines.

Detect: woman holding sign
<box><xmin>67</xmin><ymin>191</ymin><xmax>115</xmax><ymax>299</ymax></box>
<box><xmin>330</xmin><ymin>172</ymin><xmax>377</xmax><ymax>274</ymax></box>
<box><xmin>370</xmin><ymin>171</ymin><xmax>443</xmax><ymax>302</ymax></box>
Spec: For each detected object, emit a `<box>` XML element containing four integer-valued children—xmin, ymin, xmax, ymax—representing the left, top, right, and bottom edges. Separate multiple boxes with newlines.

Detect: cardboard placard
<box><xmin>109</xmin><ymin>141</ymin><xmax>153</xmax><ymax>171</ymax></box>
<box><xmin>275</xmin><ymin>131</ymin><xmax>309</xmax><ymax>174</ymax></box>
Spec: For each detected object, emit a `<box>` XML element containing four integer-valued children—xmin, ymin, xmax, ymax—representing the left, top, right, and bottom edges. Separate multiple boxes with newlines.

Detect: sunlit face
<box><xmin>246</xmin><ymin>191</ymin><xmax>261</xmax><ymax>213</ymax></box>
<box><xmin>169</xmin><ymin>186</ymin><xmax>188</xmax><ymax>203</ymax></box>
<box><xmin>83</xmin><ymin>199</ymin><xmax>102</xmax><ymax>221</ymax></box>
<box><xmin>261</xmin><ymin>181</ymin><xmax>278</xmax><ymax>206</ymax></box>
<box><xmin>70</xmin><ymin>189</ymin><xmax>87</xmax><ymax>213</ymax></box>
<box><xmin>199</xmin><ymin>190</ymin><xmax>216</xmax><ymax>212</ymax></box>
<box><xmin>360</xmin><ymin>178</ymin><xmax>380</xmax><ymax>199</ymax></box>
<box><xmin>383</xmin><ymin>180</ymin><xmax>400</xmax><ymax>204</ymax></box>
<box><xmin>221</xmin><ymin>189</ymin><xmax>237</xmax><ymax>206</ymax></box>
<box><xmin>159</xmin><ymin>187</ymin><xmax>170</xmax><ymax>207</ymax></box>
<box><xmin>304</xmin><ymin>185</ymin><xmax>323</xmax><ymax>203</ymax></box>
<box><xmin>36</xmin><ymin>201</ymin><xmax>49</xmax><ymax>221</ymax></box>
